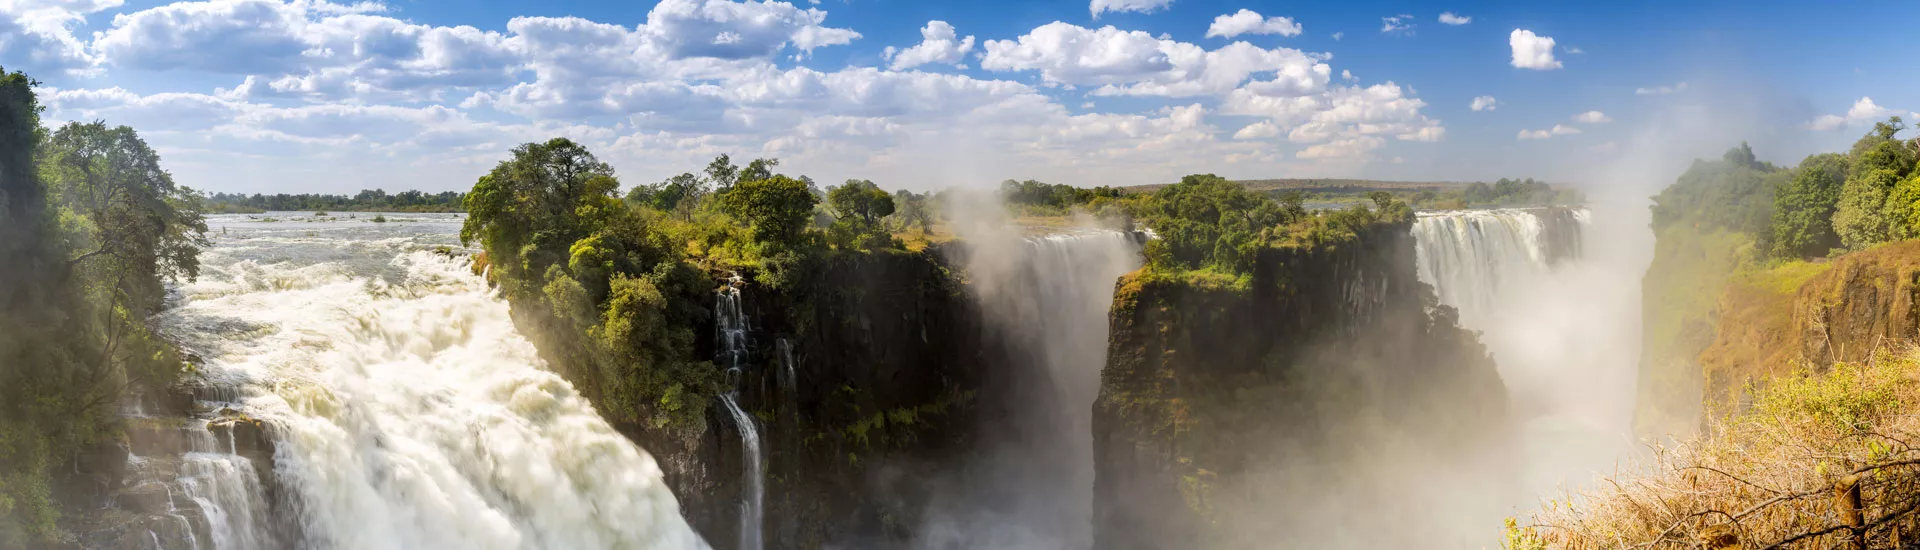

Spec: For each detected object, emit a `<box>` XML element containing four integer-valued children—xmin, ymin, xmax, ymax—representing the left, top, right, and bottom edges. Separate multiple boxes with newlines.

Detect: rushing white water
<box><xmin>178</xmin><ymin>452</ymin><xmax>271</xmax><ymax>549</ymax></box>
<box><xmin>713</xmin><ymin>286</ymin><xmax>763</xmax><ymax>550</ymax></box>
<box><xmin>1411</xmin><ymin>209</ymin><xmax>1586</xmax><ymax>328</ymax></box>
<box><xmin>158</xmin><ymin>212</ymin><xmax>706</xmax><ymax>550</ymax></box>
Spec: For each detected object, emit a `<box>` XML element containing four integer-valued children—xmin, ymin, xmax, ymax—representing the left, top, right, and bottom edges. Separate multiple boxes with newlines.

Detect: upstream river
<box><xmin>155</xmin><ymin>212</ymin><xmax>707</xmax><ymax>550</ymax></box>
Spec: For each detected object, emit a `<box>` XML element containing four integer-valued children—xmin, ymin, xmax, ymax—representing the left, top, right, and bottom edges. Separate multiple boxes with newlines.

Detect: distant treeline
<box><xmin>205</xmin><ymin>189</ymin><xmax>466</xmax><ymax>213</ymax></box>
<box><xmin>1408</xmin><ymin>177</ymin><xmax>1583</xmax><ymax>209</ymax></box>
<box><xmin>1128</xmin><ymin>176</ymin><xmax>1582</xmax><ymax>210</ymax></box>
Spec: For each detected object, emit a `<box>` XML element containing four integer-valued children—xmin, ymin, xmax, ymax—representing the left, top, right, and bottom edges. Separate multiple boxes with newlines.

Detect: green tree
<box><xmin>739</xmin><ymin>157</ymin><xmax>781</xmax><ymax>183</ymax></box>
<box><xmin>1139</xmin><ymin>174</ymin><xmax>1292</xmax><ymax>273</ymax></box>
<box><xmin>1832</xmin><ymin>120</ymin><xmax>1917</xmax><ymax>250</ymax></box>
<box><xmin>885</xmin><ymin>189</ymin><xmax>934</xmax><ymax>232</ymax></box>
<box><xmin>1</xmin><ymin>71</ymin><xmax>206</xmax><ymax>545</ymax></box>
<box><xmin>719</xmin><ymin>174</ymin><xmax>819</xmax><ymax>252</ymax></box>
<box><xmin>1651</xmin><ymin>143</ymin><xmax>1775</xmax><ymax>236</ymax></box>
<box><xmin>45</xmin><ymin>122</ymin><xmax>209</xmax><ymax>298</ymax></box>
<box><xmin>1767</xmin><ymin>153</ymin><xmax>1848</xmax><ymax>259</ymax></box>
<box><xmin>461</xmin><ymin>138</ymin><xmax>621</xmax><ymax>295</ymax></box>
<box><xmin>827</xmin><ymin>179</ymin><xmax>896</xmax><ymax>225</ymax></box>
<box><xmin>704</xmin><ymin>154</ymin><xmax>739</xmax><ymax>191</ymax></box>
<box><xmin>0</xmin><ymin>65</ymin><xmax>61</xmax><ymax>548</ymax></box>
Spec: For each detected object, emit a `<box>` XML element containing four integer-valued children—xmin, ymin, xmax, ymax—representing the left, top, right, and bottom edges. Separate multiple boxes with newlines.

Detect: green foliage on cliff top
<box><xmin>1132</xmin><ymin>174</ymin><xmax>1412</xmax><ymax>287</ymax></box>
<box><xmin>0</xmin><ymin>67</ymin><xmax>205</xmax><ymax>544</ymax></box>
<box><xmin>464</xmin><ymin>141</ymin><xmax>962</xmax><ymax>431</ymax></box>
<box><xmin>1636</xmin><ymin>118</ymin><xmax>1919</xmax><ymax>436</ymax></box>
<box><xmin>462</xmin><ymin>138</ymin><xmax>725</xmax><ymax>431</ymax></box>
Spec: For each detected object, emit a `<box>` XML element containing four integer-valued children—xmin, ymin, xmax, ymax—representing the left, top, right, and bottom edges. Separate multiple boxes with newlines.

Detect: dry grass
<box><xmin>1512</xmin><ymin>346</ymin><xmax>1920</xmax><ymax>549</ymax></box>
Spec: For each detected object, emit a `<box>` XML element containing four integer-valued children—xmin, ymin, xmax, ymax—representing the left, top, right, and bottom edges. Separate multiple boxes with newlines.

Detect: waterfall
<box><xmin>158</xmin><ymin>214</ymin><xmax>706</xmax><ymax>550</ymax></box>
<box><xmin>1410</xmin><ymin>206</ymin><xmax>1642</xmax><ymax>501</ymax></box>
<box><xmin>924</xmin><ymin>227</ymin><xmax>1143</xmax><ymax>548</ymax></box>
<box><xmin>715</xmin><ymin>284</ymin><xmax>763</xmax><ymax>550</ymax></box>
<box><xmin>177</xmin><ymin>452</ymin><xmax>271</xmax><ymax>549</ymax></box>
<box><xmin>1411</xmin><ymin>208</ymin><xmax>1588</xmax><ymax>327</ymax></box>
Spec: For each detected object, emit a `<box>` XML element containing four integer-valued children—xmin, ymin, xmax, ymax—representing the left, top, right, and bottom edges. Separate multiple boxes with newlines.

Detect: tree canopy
<box><xmin>0</xmin><ymin>69</ymin><xmax>206</xmax><ymax>545</ymax></box>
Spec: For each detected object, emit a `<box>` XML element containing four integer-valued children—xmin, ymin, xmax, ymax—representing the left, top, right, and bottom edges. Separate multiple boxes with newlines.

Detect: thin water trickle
<box><xmin>714</xmin><ymin>285</ymin><xmax>763</xmax><ymax>550</ymax></box>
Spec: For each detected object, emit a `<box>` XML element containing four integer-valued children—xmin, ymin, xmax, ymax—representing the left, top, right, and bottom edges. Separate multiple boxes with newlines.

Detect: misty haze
<box><xmin>1</xmin><ymin>1</ymin><xmax>1917</xmax><ymax>549</ymax></box>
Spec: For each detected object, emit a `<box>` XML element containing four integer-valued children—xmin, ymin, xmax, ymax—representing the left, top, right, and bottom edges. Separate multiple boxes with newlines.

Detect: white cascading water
<box><xmin>714</xmin><ymin>285</ymin><xmax>763</xmax><ymax>550</ymax></box>
<box><xmin>178</xmin><ymin>449</ymin><xmax>272</xmax><ymax>548</ymax></box>
<box><xmin>1411</xmin><ymin>209</ymin><xmax>1586</xmax><ymax>329</ymax></box>
<box><xmin>1410</xmin><ymin>207</ymin><xmax>1639</xmax><ymax>500</ymax></box>
<box><xmin>158</xmin><ymin>213</ymin><xmax>707</xmax><ymax>550</ymax></box>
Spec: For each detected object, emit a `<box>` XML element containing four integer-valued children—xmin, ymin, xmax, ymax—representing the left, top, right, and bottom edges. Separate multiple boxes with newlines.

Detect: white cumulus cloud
<box><xmin>1572</xmin><ymin>110</ymin><xmax>1610</xmax><ymax>123</ymax></box>
<box><xmin>885</xmin><ymin>20</ymin><xmax>973</xmax><ymax>70</ymax></box>
<box><xmin>1470</xmin><ymin>95</ymin><xmax>1497</xmax><ymax>111</ymax></box>
<box><xmin>1205</xmin><ymin>9</ymin><xmax>1301</xmax><ymax>39</ymax></box>
<box><xmin>1809</xmin><ymin>97</ymin><xmax>1917</xmax><ymax>131</ymax></box>
<box><xmin>982</xmin><ymin>22</ymin><xmax>1329</xmax><ymax>98</ymax></box>
<box><xmin>1509</xmin><ymin>29</ymin><xmax>1560</xmax><ymax>70</ymax></box>
<box><xmin>1438</xmin><ymin>12</ymin><xmax>1470</xmax><ymax>25</ymax></box>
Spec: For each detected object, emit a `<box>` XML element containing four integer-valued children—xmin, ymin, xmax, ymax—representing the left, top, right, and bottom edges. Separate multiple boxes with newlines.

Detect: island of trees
<box><xmin>203</xmin><ymin>189</ymin><xmax>466</xmax><ymax>213</ymax></box>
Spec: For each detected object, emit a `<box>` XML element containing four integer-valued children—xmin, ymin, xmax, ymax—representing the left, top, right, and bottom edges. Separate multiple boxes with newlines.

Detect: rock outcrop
<box><xmin>1700</xmin><ymin>241</ymin><xmax>1920</xmax><ymax>417</ymax></box>
<box><xmin>1091</xmin><ymin>219</ymin><xmax>1511</xmax><ymax>549</ymax></box>
<box><xmin>612</xmin><ymin>248</ymin><xmax>999</xmax><ymax>549</ymax></box>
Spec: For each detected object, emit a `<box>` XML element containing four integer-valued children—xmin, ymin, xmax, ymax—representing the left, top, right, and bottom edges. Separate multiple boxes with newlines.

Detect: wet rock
<box><xmin>208</xmin><ymin>414</ymin><xmax>275</xmax><ymax>462</ymax></box>
<box><xmin>97</xmin><ymin>513</ymin><xmax>203</xmax><ymax>550</ymax></box>
<box><xmin>125</xmin><ymin>418</ymin><xmax>198</xmax><ymax>456</ymax></box>
<box><xmin>117</xmin><ymin>481</ymin><xmax>173</xmax><ymax>515</ymax></box>
<box><xmin>77</xmin><ymin>441</ymin><xmax>130</xmax><ymax>477</ymax></box>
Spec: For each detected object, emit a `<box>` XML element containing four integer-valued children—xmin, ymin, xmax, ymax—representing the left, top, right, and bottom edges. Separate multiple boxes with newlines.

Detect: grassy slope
<box><xmin>1518</xmin><ymin>242</ymin><xmax>1920</xmax><ymax>549</ymax></box>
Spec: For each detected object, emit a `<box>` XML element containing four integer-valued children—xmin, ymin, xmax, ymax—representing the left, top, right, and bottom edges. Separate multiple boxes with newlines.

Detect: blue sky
<box><xmin>3</xmin><ymin>0</ymin><xmax>1915</xmax><ymax>194</ymax></box>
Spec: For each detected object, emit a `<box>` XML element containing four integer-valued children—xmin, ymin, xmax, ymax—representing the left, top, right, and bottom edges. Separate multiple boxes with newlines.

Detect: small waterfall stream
<box><xmin>715</xmin><ymin>284</ymin><xmax>763</xmax><ymax>550</ymax></box>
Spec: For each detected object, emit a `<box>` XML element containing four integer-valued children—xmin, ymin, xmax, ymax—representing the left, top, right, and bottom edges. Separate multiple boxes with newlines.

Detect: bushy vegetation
<box><xmin>1133</xmin><ymin>174</ymin><xmax>1411</xmax><ymax>282</ymax></box>
<box><xmin>1652</xmin><ymin>142</ymin><xmax>1780</xmax><ymax>241</ymax></box>
<box><xmin>205</xmin><ymin>189</ymin><xmax>465</xmax><ymax>213</ymax></box>
<box><xmin>462</xmin><ymin>140</ymin><xmax>946</xmax><ymax>431</ymax></box>
<box><xmin>0</xmin><ymin>68</ymin><xmax>205</xmax><ymax>544</ymax></box>
<box><xmin>1654</xmin><ymin>118</ymin><xmax>1920</xmax><ymax>264</ymax></box>
<box><xmin>998</xmin><ymin>178</ymin><xmax>1124</xmax><ymax>215</ymax></box>
<box><xmin>1514</xmin><ymin>347</ymin><xmax>1920</xmax><ymax>549</ymax></box>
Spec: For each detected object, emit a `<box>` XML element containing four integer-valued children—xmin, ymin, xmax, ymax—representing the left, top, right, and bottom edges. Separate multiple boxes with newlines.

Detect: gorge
<box><xmin>51</xmin><ymin>198</ymin><xmax>1635</xmax><ymax>550</ymax></box>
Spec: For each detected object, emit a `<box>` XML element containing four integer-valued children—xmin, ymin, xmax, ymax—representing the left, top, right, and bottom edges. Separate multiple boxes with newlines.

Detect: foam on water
<box><xmin>159</xmin><ymin>213</ymin><xmax>707</xmax><ymax>550</ymax></box>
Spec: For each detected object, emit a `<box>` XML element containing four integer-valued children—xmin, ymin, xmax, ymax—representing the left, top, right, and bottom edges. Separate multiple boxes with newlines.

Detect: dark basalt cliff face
<box><xmin>604</xmin><ymin>248</ymin><xmax>1019</xmax><ymax>549</ymax></box>
<box><xmin>1091</xmin><ymin>221</ymin><xmax>1511</xmax><ymax>549</ymax></box>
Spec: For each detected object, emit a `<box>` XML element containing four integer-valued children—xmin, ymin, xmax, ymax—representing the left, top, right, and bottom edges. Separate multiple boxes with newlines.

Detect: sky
<box><xmin>2</xmin><ymin>0</ymin><xmax>1916</xmax><ymax>194</ymax></box>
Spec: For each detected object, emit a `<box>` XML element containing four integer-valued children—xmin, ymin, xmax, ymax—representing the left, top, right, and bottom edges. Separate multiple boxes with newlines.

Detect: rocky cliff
<box><xmin>1090</xmin><ymin>219</ymin><xmax>1510</xmax><ymax>549</ymax></box>
<box><xmin>1700</xmin><ymin>241</ymin><xmax>1920</xmax><ymax>417</ymax></box>
<box><xmin>602</xmin><ymin>247</ymin><xmax>1006</xmax><ymax>549</ymax></box>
